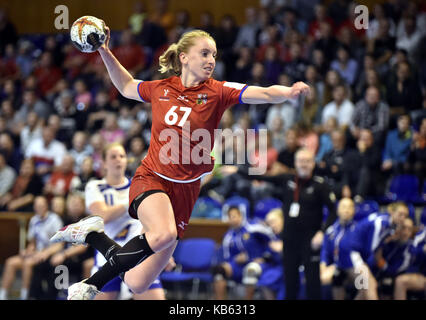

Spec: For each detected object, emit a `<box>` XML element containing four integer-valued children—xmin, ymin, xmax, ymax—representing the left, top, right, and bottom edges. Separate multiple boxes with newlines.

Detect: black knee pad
<box><xmin>332</xmin><ymin>268</ymin><xmax>348</xmax><ymax>287</ymax></box>
<box><xmin>212</xmin><ymin>264</ymin><xmax>228</xmax><ymax>281</ymax></box>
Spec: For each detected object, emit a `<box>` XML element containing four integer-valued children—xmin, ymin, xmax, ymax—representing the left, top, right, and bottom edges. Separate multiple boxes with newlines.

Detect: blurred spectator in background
<box><xmin>317</xmin><ymin>129</ymin><xmax>352</xmax><ymax>198</ymax></box>
<box><xmin>51</xmin><ymin>195</ymin><xmax>66</xmax><ymax>218</ymax></box>
<box><xmin>283</xmin><ymin>43</ymin><xmax>308</xmax><ymax>82</ymax></box>
<box><xmin>299</xmin><ymin>85</ymin><xmax>322</xmax><ymax>129</ymax></box>
<box><xmin>386</xmin><ymin>61</ymin><xmax>422</xmax><ymax>119</ymax></box>
<box><xmin>268</xmin><ymin>117</ymin><xmax>286</xmax><ymax>153</ymax></box>
<box><xmin>14</xmin><ymin>89</ymin><xmax>50</xmax><ymax>126</ymax></box>
<box><xmin>351</xmin><ymin>86</ymin><xmax>390</xmax><ymax>146</ymax></box>
<box><xmin>308</xmin><ymin>4</ymin><xmax>335</xmax><ymax>43</ymax></box>
<box><xmin>0</xmin><ymin>44</ymin><xmax>19</xmax><ymax>86</ymax></box>
<box><xmin>70</xmin><ymin>156</ymin><xmax>98</xmax><ymax>196</ymax></box>
<box><xmin>322</xmin><ymin>84</ymin><xmax>354</xmax><ymax>130</ymax></box>
<box><xmin>150</xmin><ymin>0</ymin><xmax>175</xmax><ymax>33</ymax></box>
<box><xmin>33</xmin><ymin>52</ymin><xmax>62</xmax><ymax>97</ymax></box>
<box><xmin>366</xmin><ymin>17</ymin><xmax>396</xmax><ymax>76</ymax></box>
<box><xmin>233</xmin><ymin>7</ymin><xmax>259</xmax><ymax>51</ymax></box>
<box><xmin>126</xmin><ymin>136</ymin><xmax>146</xmax><ymax>176</ymax></box>
<box><xmin>330</xmin><ymin>45</ymin><xmax>358</xmax><ymax>86</ymax></box>
<box><xmin>263</xmin><ymin>45</ymin><xmax>283</xmax><ymax>84</ymax></box>
<box><xmin>198</xmin><ymin>11</ymin><xmax>217</xmax><ymax>39</ymax></box>
<box><xmin>69</xmin><ymin>131</ymin><xmax>92</xmax><ymax>174</ymax></box>
<box><xmin>0</xmin><ymin>158</ymin><xmax>42</xmax><ymax>212</ymax></box>
<box><xmin>112</xmin><ymin>29</ymin><xmax>146</xmax><ymax>76</ymax></box>
<box><xmin>73</xmin><ymin>79</ymin><xmax>92</xmax><ymax>112</ymax></box>
<box><xmin>381</xmin><ymin>114</ymin><xmax>413</xmax><ymax>176</ymax></box>
<box><xmin>296</xmin><ymin>121</ymin><xmax>319</xmax><ymax>156</ymax></box>
<box><xmin>128</xmin><ymin>1</ymin><xmax>147</xmax><ymax>36</ymax></box>
<box><xmin>312</xmin><ymin>22</ymin><xmax>338</xmax><ymax>62</ymax></box>
<box><xmin>0</xmin><ymin>151</ymin><xmax>16</xmax><ymax>198</ymax></box>
<box><xmin>344</xmin><ymin>129</ymin><xmax>382</xmax><ymax>201</ymax></box>
<box><xmin>0</xmin><ymin>196</ymin><xmax>62</xmax><ymax>300</ymax></box>
<box><xmin>265</xmin><ymin>73</ymin><xmax>297</xmax><ymax>132</ymax></box>
<box><xmin>89</xmin><ymin>132</ymin><xmax>105</xmax><ymax>177</ymax></box>
<box><xmin>100</xmin><ymin>112</ymin><xmax>126</xmax><ymax>145</ymax></box>
<box><xmin>19</xmin><ymin>111</ymin><xmax>42</xmax><ymax>153</ymax></box>
<box><xmin>25</xmin><ymin>126</ymin><xmax>66</xmax><ymax>181</ymax></box>
<box><xmin>316</xmin><ymin>117</ymin><xmax>338</xmax><ymax>163</ymax></box>
<box><xmin>322</xmin><ymin>69</ymin><xmax>342</xmax><ymax>107</ymax></box>
<box><xmin>43</xmin><ymin>154</ymin><xmax>76</xmax><ymax>200</ymax></box>
<box><xmin>271</xmin><ymin>127</ymin><xmax>299</xmax><ymax>175</ymax></box>
<box><xmin>395</xmin><ymin>15</ymin><xmax>423</xmax><ymax>65</ymax></box>
<box><xmin>0</xmin><ymin>132</ymin><xmax>22</xmax><ymax>173</ymax></box>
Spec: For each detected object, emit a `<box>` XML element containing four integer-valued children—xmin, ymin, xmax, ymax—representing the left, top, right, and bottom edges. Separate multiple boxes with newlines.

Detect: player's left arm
<box><xmin>241</xmin><ymin>82</ymin><xmax>310</xmax><ymax>104</ymax></box>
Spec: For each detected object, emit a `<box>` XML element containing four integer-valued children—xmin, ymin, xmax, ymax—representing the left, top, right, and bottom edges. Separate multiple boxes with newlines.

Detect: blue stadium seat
<box><xmin>253</xmin><ymin>198</ymin><xmax>283</xmax><ymax>220</ymax></box>
<box><xmin>384</xmin><ymin>175</ymin><xmax>420</xmax><ymax>203</ymax></box>
<box><xmin>354</xmin><ymin>200</ymin><xmax>379</xmax><ymax>221</ymax></box>
<box><xmin>222</xmin><ymin>196</ymin><xmax>250</xmax><ymax>221</ymax></box>
<box><xmin>160</xmin><ymin>238</ymin><xmax>216</xmax><ymax>299</ymax></box>
<box><xmin>191</xmin><ymin>196</ymin><xmax>222</xmax><ymax>219</ymax></box>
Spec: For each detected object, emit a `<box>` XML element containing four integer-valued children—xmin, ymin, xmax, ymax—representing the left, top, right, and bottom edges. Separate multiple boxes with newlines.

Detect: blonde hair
<box><xmin>158</xmin><ymin>29</ymin><xmax>215</xmax><ymax>75</ymax></box>
<box><xmin>102</xmin><ymin>142</ymin><xmax>126</xmax><ymax>160</ymax></box>
<box><xmin>266</xmin><ymin>208</ymin><xmax>284</xmax><ymax>222</ymax></box>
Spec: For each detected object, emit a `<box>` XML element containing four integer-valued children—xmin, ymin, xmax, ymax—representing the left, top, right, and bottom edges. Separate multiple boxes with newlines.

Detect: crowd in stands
<box><xmin>0</xmin><ymin>0</ymin><xmax>425</xmax><ymax>299</ymax></box>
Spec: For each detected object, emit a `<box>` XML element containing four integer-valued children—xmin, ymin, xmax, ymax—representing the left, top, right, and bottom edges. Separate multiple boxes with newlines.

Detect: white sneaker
<box><xmin>50</xmin><ymin>215</ymin><xmax>104</xmax><ymax>245</ymax></box>
<box><xmin>67</xmin><ymin>280</ymin><xmax>99</xmax><ymax>300</ymax></box>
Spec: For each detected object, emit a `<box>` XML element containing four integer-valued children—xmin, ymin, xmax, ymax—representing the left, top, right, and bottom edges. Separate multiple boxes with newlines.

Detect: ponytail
<box><xmin>159</xmin><ymin>43</ymin><xmax>181</xmax><ymax>75</ymax></box>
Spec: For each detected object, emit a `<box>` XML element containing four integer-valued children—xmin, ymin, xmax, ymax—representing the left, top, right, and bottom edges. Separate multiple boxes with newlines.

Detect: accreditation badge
<box><xmin>289</xmin><ymin>202</ymin><xmax>300</xmax><ymax>218</ymax></box>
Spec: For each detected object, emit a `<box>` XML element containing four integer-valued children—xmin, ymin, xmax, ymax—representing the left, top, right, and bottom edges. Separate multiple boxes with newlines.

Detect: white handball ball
<box><xmin>70</xmin><ymin>16</ymin><xmax>106</xmax><ymax>53</ymax></box>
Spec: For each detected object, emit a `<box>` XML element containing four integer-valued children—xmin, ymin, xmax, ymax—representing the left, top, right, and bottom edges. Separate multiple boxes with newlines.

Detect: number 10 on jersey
<box><xmin>164</xmin><ymin>106</ymin><xmax>192</xmax><ymax>127</ymax></box>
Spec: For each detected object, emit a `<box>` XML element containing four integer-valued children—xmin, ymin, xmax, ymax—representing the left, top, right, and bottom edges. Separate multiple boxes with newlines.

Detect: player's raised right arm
<box><xmin>97</xmin><ymin>26</ymin><xmax>142</xmax><ymax>102</ymax></box>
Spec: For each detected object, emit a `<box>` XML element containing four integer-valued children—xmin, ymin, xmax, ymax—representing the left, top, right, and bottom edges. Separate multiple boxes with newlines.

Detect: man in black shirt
<box><xmin>244</xmin><ymin>148</ymin><xmax>337</xmax><ymax>299</ymax></box>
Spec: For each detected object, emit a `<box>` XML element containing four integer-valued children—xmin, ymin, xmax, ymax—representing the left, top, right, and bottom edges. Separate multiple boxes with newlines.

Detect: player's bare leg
<box><xmin>394</xmin><ymin>273</ymin><xmax>425</xmax><ymax>300</ymax></box>
<box><xmin>0</xmin><ymin>255</ymin><xmax>23</xmax><ymax>299</ymax></box>
<box><xmin>123</xmin><ymin>240</ymin><xmax>177</xmax><ymax>294</ymax></box>
<box><xmin>134</xmin><ymin>288</ymin><xmax>166</xmax><ymax>300</ymax></box>
<box><xmin>213</xmin><ymin>262</ymin><xmax>232</xmax><ymax>300</ymax></box>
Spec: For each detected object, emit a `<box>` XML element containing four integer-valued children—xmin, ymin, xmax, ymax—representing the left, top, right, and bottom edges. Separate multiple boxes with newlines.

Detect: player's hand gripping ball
<box><xmin>70</xmin><ymin>16</ymin><xmax>106</xmax><ymax>53</ymax></box>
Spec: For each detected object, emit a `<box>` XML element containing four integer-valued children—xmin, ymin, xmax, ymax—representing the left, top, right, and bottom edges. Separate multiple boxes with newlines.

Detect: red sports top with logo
<box><xmin>136</xmin><ymin>76</ymin><xmax>248</xmax><ymax>182</ymax></box>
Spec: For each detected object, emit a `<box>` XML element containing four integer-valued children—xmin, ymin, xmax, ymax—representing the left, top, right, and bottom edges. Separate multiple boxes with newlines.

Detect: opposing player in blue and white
<box><xmin>243</xmin><ymin>208</ymin><xmax>285</xmax><ymax>300</ymax></box>
<box><xmin>342</xmin><ymin>201</ymin><xmax>409</xmax><ymax>300</ymax></box>
<box><xmin>212</xmin><ymin>206</ymin><xmax>275</xmax><ymax>299</ymax></box>
<box><xmin>52</xmin><ymin>142</ymin><xmax>166</xmax><ymax>300</ymax></box>
<box><xmin>320</xmin><ymin>197</ymin><xmax>358</xmax><ymax>300</ymax></box>
<box><xmin>393</xmin><ymin>222</ymin><xmax>426</xmax><ymax>299</ymax></box>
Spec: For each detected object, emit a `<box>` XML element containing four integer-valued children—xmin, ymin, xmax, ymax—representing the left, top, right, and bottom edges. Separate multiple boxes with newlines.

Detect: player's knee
<box><xmin>125</xmin><ymin>277</ymin><xmax>150</xmax><ymax>294</ymax></box>
<box><xmin>212</xmin><ymin>264</ymin><xmax>228</xmax><ymax>281</ymax></box>
<box><xmin>242</xmin><ymin>262</ymin><xmax>262</xmax><ymax>285</ymax></box>
<box><xmin>149</xmin><ymin>228</ymin><xmax>177</xmax><ymax>251</ymax></box>
<box><xmin>395</xmin><ymin>275</ymin><xmax>408</xmax><ymax>288</ymax></box>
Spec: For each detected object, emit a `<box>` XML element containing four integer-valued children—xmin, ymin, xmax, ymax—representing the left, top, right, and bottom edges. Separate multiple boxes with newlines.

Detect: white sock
<box><xmin>20</xmin><ymin>289</ymin><xmax>28</xmax><ymax>300</ymax></box>
<box><xmin>0</xmin><ymin>288</ymin><xmax>7</xmax><ymax>300</ymax></box>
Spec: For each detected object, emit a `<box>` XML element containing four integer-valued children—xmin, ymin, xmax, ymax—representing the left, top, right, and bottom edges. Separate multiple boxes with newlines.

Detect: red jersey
<box><xmin>136</xmin><ymin>76</ymin><xmax>247</xmax><ymax>182</ymax></box>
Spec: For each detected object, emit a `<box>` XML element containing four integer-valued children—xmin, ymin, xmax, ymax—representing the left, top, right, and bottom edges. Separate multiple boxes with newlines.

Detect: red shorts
<box><xmin>129</xmin><ymin>165</ymin><xmax>201</xmax><ymax>239</ymax></box>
